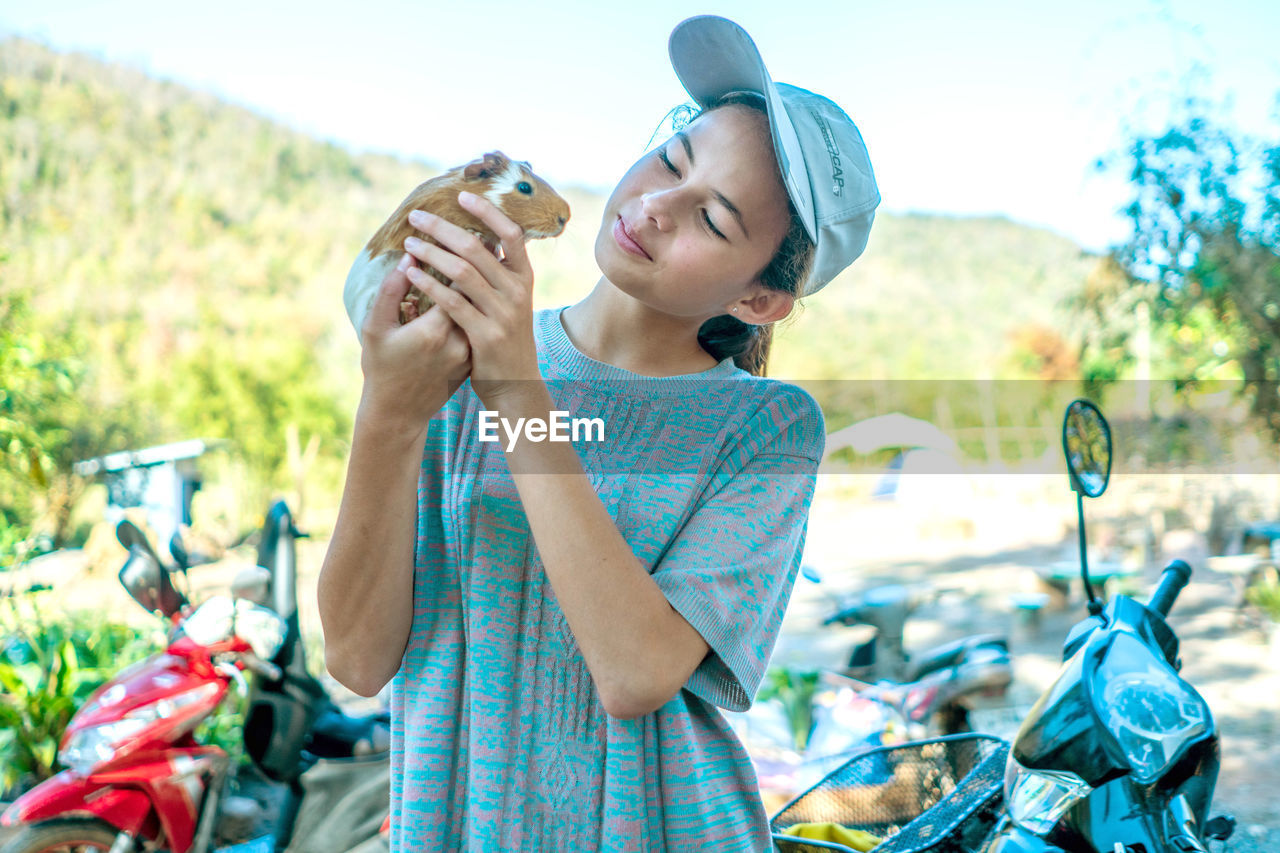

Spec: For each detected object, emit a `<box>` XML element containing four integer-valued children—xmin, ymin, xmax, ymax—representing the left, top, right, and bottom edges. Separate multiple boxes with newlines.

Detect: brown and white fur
<box><xmin>343</xmin><ymin>151</ymin><xmax>570</xmax><ymax>339</ymax></box>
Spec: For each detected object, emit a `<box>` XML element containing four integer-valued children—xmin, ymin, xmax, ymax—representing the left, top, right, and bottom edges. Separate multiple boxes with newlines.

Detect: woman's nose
<box><xmin>640</xmin><ymin>191</ymin><xmax>675</xmax><ymax>231</ymax></box>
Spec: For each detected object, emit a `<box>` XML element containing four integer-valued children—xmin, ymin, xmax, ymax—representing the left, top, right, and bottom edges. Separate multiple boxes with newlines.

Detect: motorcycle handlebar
<box><xmin>242</xmin><ymin>653</ymin><xmax>283</xmax><ymax>682</ymax></box>
<box><xmin>822</xmin><ymin>584</ymin><xmax>930</xmax><ymax>627</ymax></box>
<box><xmin>823</xmin><ymin>607</ymin><xmax>859</xmax><ymax>627</ymax></box>
<box><xmin>1149</xmin><ymin>560</ymin><xmax>1193</xmax><ymax>618</ymax></box>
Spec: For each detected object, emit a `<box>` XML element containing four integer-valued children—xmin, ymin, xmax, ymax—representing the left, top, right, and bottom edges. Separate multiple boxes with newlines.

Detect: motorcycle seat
<box><xmin>908</xmin><ymin>634</ymin><xmax>1008</xmax><ymax>680</ymax></box>
<box><xmin>307</xmin><ymin>706</ymin><xmax>392</xmax><ymax>759</ymax></box>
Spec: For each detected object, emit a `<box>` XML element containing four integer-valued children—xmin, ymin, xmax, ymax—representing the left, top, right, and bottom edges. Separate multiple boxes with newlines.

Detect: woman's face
<box><xmin>594</xmin><ymin>104</ymin><xmax>792</xmax><ymax>319</ymax></box>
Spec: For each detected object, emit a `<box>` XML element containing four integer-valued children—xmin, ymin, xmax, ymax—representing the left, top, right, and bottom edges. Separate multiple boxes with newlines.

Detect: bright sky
<box><xmin>4</xmin><ymin>0</ymin><xmax>1278</xmax><ymax>252</ymax></box>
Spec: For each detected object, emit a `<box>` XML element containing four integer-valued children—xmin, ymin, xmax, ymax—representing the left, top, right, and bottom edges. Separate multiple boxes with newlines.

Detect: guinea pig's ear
<box><xmin>464</xmin><ymin>151</ymin><xmax>510</xmax><ymax>181</ymax></box>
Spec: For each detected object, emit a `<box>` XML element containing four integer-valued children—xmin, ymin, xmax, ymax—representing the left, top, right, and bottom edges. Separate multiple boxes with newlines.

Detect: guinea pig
<box><xmin>343</xmin><ymin>151</ymin><xmax>571</xmax><ymax>339</ymax></box>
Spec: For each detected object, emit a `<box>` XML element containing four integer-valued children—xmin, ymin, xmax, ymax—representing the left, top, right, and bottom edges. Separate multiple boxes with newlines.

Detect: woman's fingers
<box><xmin>407</xmin><ymin>209</ymin><xmax>510</xmax><ymax>293</ymax></box>
<box><xmin>412</xmin><ymin>308</ymin><xmax>473</xmax><ymax>379</ymax></box>
<box><xmin>403</xmin><ymin>237</ymin><xmax>504</xmax><ymax>318</ymax></box>
<box><xmin>411</xmin><ymin>272</ymin><xmax>488</xmax><ymax>340</ymax></box>
<box><xmin>457</xmin><ymin>191</ymin><xmax>532</xmax><ymax>285</ymax></box>
<box><xmin>364</xmin><ymin>253</ymin><xmax>416</xmax><ymax>334</ymax></box>
<box><xmin>361</xmin><ymin>253</ymin><xmax>469</xmax><ymax>364</ymax></box>
<box><xmin>397</xmin><ymin>200</ymin><xmax>539</xmax><ymax>393</ymax></box>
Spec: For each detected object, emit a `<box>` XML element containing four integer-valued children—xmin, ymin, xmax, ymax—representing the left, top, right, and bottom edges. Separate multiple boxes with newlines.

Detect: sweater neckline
<box><xmin>538</xmin><ymin>306</ymin><xmax>746</xmax><ymax>391</ymax></box>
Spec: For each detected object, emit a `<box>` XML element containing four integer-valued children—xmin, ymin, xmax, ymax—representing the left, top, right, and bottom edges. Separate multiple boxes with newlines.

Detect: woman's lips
<box><xmin>613</xmin><ymin>216</ymin><xmax>651</xmax><ymax>260</ymax></box>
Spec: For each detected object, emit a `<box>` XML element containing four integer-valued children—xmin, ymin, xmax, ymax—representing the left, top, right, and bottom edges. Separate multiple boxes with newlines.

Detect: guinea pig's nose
<box><xmin>557</xmin><ymin>216</ymin><xmax>567</xmax><ymax>227</ymax></box>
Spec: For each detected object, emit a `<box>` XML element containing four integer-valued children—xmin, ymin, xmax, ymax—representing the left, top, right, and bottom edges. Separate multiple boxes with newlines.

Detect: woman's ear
<box><xmin>730</xmin><ymin>287</ymin><xmax>795</xmax><ymax>325</ymax></box>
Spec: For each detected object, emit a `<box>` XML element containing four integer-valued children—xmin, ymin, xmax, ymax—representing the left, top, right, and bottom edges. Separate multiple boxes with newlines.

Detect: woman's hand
<box><xmin>402</xmin><ymin>191</ymin><xmax>542</xmax><ymax>409</ymax></box>
<box><xmin>358</xmin><ymin>253</ymin><xmax>472</xmax><ymax>432</ymax></box>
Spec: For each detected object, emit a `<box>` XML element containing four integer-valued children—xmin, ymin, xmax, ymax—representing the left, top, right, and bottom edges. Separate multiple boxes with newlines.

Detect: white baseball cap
<box><xmin>668</xmin><ymin>15</ymin><xmax>880</xmax><ymax>296</ymax></box>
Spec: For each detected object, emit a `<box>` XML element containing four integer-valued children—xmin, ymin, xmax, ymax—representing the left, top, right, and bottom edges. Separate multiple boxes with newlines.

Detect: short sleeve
<box><xmin>650</xmin><ymin>385</ymin><xmax>825</xmax><ymax>712</ymax></box>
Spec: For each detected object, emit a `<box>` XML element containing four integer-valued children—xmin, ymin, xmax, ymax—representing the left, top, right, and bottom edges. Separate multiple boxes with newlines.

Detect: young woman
<box><xmin>318</xmin><ymin>15</ymin><xmax>878</xmax><ymax>851</ymax></box>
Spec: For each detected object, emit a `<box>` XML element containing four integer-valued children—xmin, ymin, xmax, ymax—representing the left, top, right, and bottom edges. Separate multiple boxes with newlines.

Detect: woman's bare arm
<box><xmin>317</xmin><ymin>400</ymin><xmax>428</xmax><ymax>697</ymax></box>
<box><xmin>318</xmin><ymin>256</ymin><xmax>469</xmax><ymax>697</ymax></box>
<box><xmin>494</xmin><ymin>384</ymin><xmax>713</xmax><ymax>720</ymax></box>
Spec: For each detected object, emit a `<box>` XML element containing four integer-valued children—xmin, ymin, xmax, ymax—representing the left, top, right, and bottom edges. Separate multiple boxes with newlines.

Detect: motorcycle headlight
<box><xmin>1003</xmin><ymin>755</ymin><xmax>1091</xmax><ymax>836</ymax></box>
<box><xmin>59</xmin><ymin>682</ymin><xmax>220</xmax><ymax>775</ymax></box>
<box><xmin>233</xmin><ymin>599</ymin><xmax>287</xmax><ymax>661</ymax></box>
<box><xmin>59</xmin><ymin>718</ymin><xmax>149</xmax><ymax>776</ymax></box>
<box><xmin>180</xmin><ymin>596</ymin><xmax>286</xmax><ymax>661</ymax></box>
<box><xmin>180</xmin><ymin>596</ymin><xmax>236</xmax><ymax>646</ymax></box>
<box><xmin>1094</xmin><ymin>633</ymin><xmax>1210</xmax><ymax>784</ymax></box>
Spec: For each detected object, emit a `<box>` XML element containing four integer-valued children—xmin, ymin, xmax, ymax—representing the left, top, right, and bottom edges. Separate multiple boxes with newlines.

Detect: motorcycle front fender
<box><xmin>0</xmin><ymin>769</ymin><xmax>152</xmax><ymax>834</ymax></box>
<box><xmin>979</xmin><ymin>817</ymin><xmax>1069</xmax><ymax>852</ymax></box>
<box><xmin>2</xmin><ymin>747</ymin><xmax>222</xmax><ymax>853</ymax></box>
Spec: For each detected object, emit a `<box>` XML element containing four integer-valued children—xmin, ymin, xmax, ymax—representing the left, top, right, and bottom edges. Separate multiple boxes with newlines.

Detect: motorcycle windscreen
<box><xmin>281</xmin><ymin>753</ymin><xmax>390</xmax><ymax>853</ymax></box>
<box><xmin>1091</xmin><ymin>632</ymin><xmax>1211</xmax><ymax>785</ymax></box>
<box><xmin>1009</xmin><ymin>647</ymin><xmax>1122</xmax><ymax>788</ymax></box>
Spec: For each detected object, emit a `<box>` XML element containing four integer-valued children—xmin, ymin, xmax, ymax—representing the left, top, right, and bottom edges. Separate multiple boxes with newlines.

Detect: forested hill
<box><xmin>771</xmin><ymin>213</ymin><xmax>1105</xmax><ymax>381</ymax></box>
<box><xmin>1</xmin><ymin>34</ymin><xmax>1106</xmax><ymax>505</ymax></box>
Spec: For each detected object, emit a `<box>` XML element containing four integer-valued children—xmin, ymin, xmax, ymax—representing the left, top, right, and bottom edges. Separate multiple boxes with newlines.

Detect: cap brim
<box><xmin>669</xmin><ymin>16</ymin><xmax>818</xmax><ymax>245</ymax></box>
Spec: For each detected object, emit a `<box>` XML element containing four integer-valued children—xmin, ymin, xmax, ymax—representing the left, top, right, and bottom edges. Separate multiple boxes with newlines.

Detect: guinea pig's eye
<box><xmin>517</xmin><ymin>181</ymin><xmax>533</xmax><ymax>195</ymax></box>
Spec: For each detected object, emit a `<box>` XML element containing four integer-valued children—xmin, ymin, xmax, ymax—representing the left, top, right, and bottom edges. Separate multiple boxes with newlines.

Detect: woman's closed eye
<box><xmin>658</xmin><ymin>146</ymin><xmax>681</xmax><ymax>179</ymax></box>
<box><xmin>658</xmin><ymin>147</ymin><xmax>729</xmax><ymax>241</ymax></box>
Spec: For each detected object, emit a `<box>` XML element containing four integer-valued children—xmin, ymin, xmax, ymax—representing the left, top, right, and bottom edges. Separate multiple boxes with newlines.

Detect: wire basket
<box><xmin>771</xmin><ymin>734</ymin><xmax>1008</xmax><ymax>853</ymax></box>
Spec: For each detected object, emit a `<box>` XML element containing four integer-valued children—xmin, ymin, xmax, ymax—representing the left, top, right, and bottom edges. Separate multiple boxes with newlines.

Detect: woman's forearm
<box><xmin>492</xmin><ymin>383</ymin><xmax>711</xmax><ymax>719</ymax></box>
<box><xmin>317</xmin><ymin>393</ymin><xmax>431</xmax><ymax>697</ymax></box>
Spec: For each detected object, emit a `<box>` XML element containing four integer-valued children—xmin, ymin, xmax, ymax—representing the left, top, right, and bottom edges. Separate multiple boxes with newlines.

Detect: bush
<box><xmin>0</xmin><ymin>595</ymin><xmax>162</xmax><ymax>793</ymax></box>
<box><xmin>1246</xmin><ymin>576</ymin><xmax>1280</xmax><ymax>623</ymax></box>
<box><xmin>756</xmin><ymin>666</ymin><xmax>821</xmax><ymax>752</ymax></box>
<box><xmin>0</xmin><ymin>594</ymin><xmax>252</xmax><ymax>795</ymax></box>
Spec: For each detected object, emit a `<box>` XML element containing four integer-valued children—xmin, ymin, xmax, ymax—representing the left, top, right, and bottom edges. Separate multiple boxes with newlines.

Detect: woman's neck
<box><xmin>560</xmin><ymin>279</ymin><xmax>722</xmax><ymax>377</ymax></box>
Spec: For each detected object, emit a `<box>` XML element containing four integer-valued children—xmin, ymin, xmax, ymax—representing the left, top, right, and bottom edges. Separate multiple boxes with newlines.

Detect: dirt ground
<box><xmin>4</xmin><ymin>471</ymin><xmax>1278</xmax><ymax>848</ymax></box>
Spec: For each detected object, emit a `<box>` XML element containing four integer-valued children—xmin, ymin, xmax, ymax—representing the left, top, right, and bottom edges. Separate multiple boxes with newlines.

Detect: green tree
<box><xmin>153</xmin><ymin>317</ymin><xmax>353</xmax><ymax>510</ymax></box>
<box><xmin>1</xmin><ymin>289</ymin><xmax>77</xmax><ymax>563</ymax></box>
<box><xmin>1085</xmin><ymin>96</ymin><xmax>1280</xmax><ymax>435</ymax></box>
<box><xmin>1</xmin><ymin>287</ymin><xmax>153</xmax><ymax>561</ymax></box>
<box><xmin>2</xmin><ymin>36</ymin><xmax>373</xmax><ymax>537</ymax></box>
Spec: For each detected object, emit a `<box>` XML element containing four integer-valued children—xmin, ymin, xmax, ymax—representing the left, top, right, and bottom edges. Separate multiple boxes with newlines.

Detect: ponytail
<box><xmin>698</xmin><ymin>316</ymin><xmax>773</xmax><ymax>376</ymax></box>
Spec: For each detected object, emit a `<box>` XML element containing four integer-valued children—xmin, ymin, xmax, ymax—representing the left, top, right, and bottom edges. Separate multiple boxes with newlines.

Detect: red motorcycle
<box><xmin>1</xmin><ymin>502</ymin><xmax>390</xmax><ymax>853</ymax></box>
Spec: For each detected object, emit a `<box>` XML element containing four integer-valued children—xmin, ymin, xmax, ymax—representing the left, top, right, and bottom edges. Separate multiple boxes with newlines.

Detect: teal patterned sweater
<box><xmin>389</xmin><ymin>306</ymin><xmax>825</xmax><ymax>851</ymax></box>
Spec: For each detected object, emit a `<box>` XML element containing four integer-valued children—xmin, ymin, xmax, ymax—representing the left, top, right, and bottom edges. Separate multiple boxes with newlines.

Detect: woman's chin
<box><xmin>593</xmin><ymin>240</ymin><xmax>645</xmax><ymax>293</ymax></box>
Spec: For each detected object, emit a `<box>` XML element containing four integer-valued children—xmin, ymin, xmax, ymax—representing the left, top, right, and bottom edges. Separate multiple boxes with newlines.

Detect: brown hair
<box><xmin>686</xmin><ymin>92</ymin><xmax>816</xmax><ymax>376</ymax></box>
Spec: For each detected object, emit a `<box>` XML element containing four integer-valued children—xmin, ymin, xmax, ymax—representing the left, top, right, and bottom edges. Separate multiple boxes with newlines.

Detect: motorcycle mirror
<box><xmin>1061</xmin><ymin>399</ymin><xmax>1112</xmax><ymax>616</ymax></box>
<box><xmin>116</xmin><ymin>519</ymin><xmax>154</xmax><ymax>556</ymax></box>
<box><xmin>1062</xmin><ymin>399</ymin><xmax>1112</xmax><ymax>498</ymax></box>
<box><xmin>169</xmin><ymin>531</ymin><xmax>191</xmax><ymax>570</ymax></box>
<box><xmin>115</xmin><ymin>519</ymin><xmax>189</xmax><ymax>615</ymax></box>
<box><xmin>118</xmin><ymin>545</ymin><xmax>185</xmax><ymax>617</ymax></box>
<box><xmin>119</xmin><ymin>546</ymin><xmax>160</xmax><ymax>611</ymax></box>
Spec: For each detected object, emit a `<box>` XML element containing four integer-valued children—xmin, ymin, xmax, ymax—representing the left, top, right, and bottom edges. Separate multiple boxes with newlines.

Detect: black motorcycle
<box><xmin>783</xmin><ymin>575</ymin><xmax>1013</xmax><ymax>794</ymax></box>
<box><xmin>239</xmin><ymin>500</ymin><xmax>391</xmax><ymax>852</ymax></box>
<box><xmin>980</xmin><ymin>400</ymin><xmax>1236</xmax><ymax>852</ymax></box>
<box><xmin>820</xmin><ymin>578</ymin><xmax>1013</xmax><ymax>733</ymax></box>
